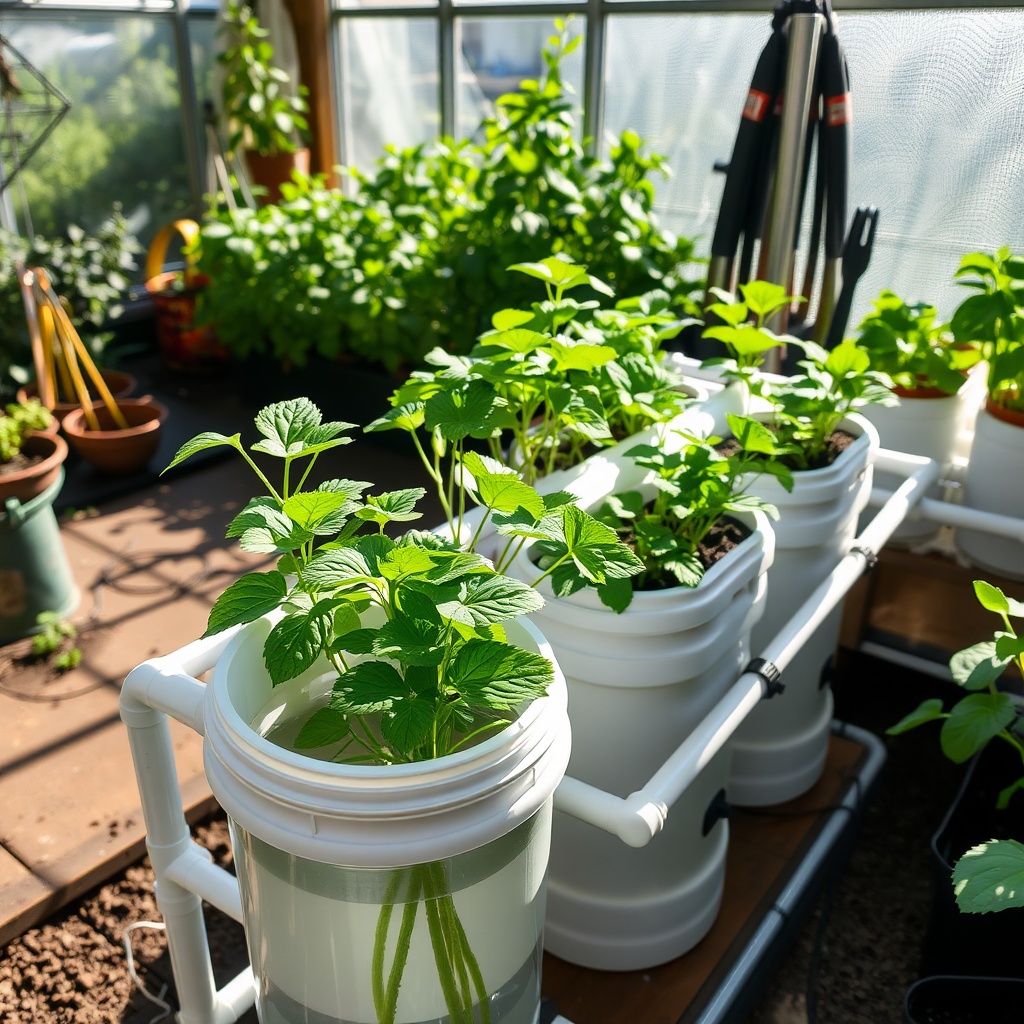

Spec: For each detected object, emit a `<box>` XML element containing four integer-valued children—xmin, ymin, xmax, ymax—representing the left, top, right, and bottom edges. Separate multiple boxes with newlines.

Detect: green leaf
<box><xmin>334</xmin><ymin>660</ymin><xmax>407</xmax><ymax>713</ymax></box>
<box><xmin>377</xmin><ymin>546</ymin><xmax>437</xmax><ymax>582</ymax></box>
<box><xmin>727</xmin><ymin>414</ymin><xmax>783</xmax><ymax>456</ymax></box>
<box><xmin>293</xmin><ymin>706</ymin><xmax>349</xmax><ymax>749</ymax></box>
<box><xmin>365</xmin><ymin>403</ymin><xmax>425</xmax><ymax>435</ymax></box>
<box><xmin>436</xmin><ymin>574</ymin><xmax>544</xmax><ymax>627</ymax></box>
<box><xmin>446</xmin><ymin>640</ymin><xmax>553</xmax><ymax>710</ymax></box>
<box><xmin>164</xmin><ymin>431</ymin><xmax>242</xmax><ymax>473</ymax></box>
<box><xmin>465</xmin><ymin>468</ymin><xmax>546</xmax><ymax>521</ymax></box>
<box><xmin>282</xmin><ymin>491</ymin><xmax>355</xmax><ymax>535</ymax></box>
<box><xmin>940</xmin><ymin>692</ymin><xmax>1018</xmax><ymax>763</ymax></box>
<box><xmin>382</xmin><ymin>697</ymin><xmax>436</xmax><ymax>754</ymax></box>
<box><xmin>331</xmin><ymin>628</ymin><xmax>378</xmax><ymax>655</ymax></box>
<box><xmin>886</xmin><ymin>698</ymin><xmax>946</xmax><ymax>735</ymax></box>
<box><xmin>953</xmin><ymin>839</ymin><xmax>1024</xmax><ymax>914</ymax></box>
<box><xmin>995</xmin><ymin>633</ymin><xmax>1024</xmax><ymax>662</ymax></box>
<box><xmin>357</xmin><ymin>488</ymin><xmax>426</xmax><ymax>527</ymax></box>
<box><xmin>302</xmin><ymin>547</ymin><xmax>374</xmax><ymax>590</ymax></box>
<box><xmin>424</xmin><ymin>380</ymin><xmax>504</xmax><ymax>441</ymax></box>
<box><xmin>597</xmin><ymin>575</ymin><xmax>635</xmax><ymax>613</ymax></box>
<box><xmin>372</xmin><ymin>617</ymin><xmax>446</xmax><ymax>666</ymax></box>
<box><xmin>974</xmin><ymin>580</ymin><xmax>1010</xmax><ymax>614</ymax></box>
<box><xmin>252</xmin><ymin>398</ymin><xmax>323</xmax><ymax>456</ymax></box>
<box><xmin>203</xmin><ymin>571</ymin><xmax>288</xmax><ymax>637</ymax></box>
<box><xmin>949</xmin><ymin>641</ymin><xmax>1010</xmax><ymax>691</ymax></box>
<box><xmin>824</xmin><ymin>341</ymin><xmax>870</xmax><ymax>377</ymax></box>
<box><xmin>263</xmin><ymin>607</ymin><xmax>331</xmax><ymax>686</ymax></box>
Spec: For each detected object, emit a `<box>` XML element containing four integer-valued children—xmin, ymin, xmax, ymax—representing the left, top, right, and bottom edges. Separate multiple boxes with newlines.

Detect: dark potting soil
<box><xmin>719</xmin><ymin>428</ymin><xmax>857</xmax><ymax>471</ymax></box>
<box><xmin>0</xmin><ymin>452</ymin><xmax>44</xmax><ymax>478</ymax></box>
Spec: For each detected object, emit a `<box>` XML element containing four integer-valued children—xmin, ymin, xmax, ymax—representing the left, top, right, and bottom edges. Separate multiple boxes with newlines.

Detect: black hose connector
<box><xmin>747</xmin><ymin>657</ymin><xmax>784</xmax><ymax>698</ymax></box>
<box><xmin>850</xmin><ymin>544</ymin><xmax>879</xmax><ymax>574</ymax></box>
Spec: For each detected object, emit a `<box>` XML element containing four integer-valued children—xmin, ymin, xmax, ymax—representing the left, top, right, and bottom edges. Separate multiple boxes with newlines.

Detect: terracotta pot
<box><xmin>985</xmin><ymin>396</ymin><xmax>1024</xmax><ymax>429</ymax></box>
<box><xmin>244</xmin><ymin>147</ymin><xmax>311</xmax><ymax>204</ymax></box>
<box><xmin>0</xmin><ymin>431</ymin><xmax>68</xmax><ymax>504</ymax></box>
<box><xmin>61</xmin><ymin>398</ymin><xmax>167</xmax><ymax>475</ymax></box>
<box><xmin>17</xmin><ymin>370</ymin><xmax>137</xmax><ymax>425</ymax></box>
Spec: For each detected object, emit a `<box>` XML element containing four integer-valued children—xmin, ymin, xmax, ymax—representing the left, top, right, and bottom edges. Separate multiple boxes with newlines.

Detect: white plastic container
<box><xmin>728</xmin><ymin>414</ymin><xmax>878</xmax><ymax>806</ymax></box>
<box><xmin>510</xmin><ymin>509</ymin><xmax>774</xmax><ymax>971</ymax></box>
<box><xmin>957</xmin><ymin>403</ymin><xmax>1024</xmax><ymax>580</ymax></box>
<box><xmin>204</xmin><ymin>614</ymin><xmax>571</xmax><ymax>1024</ymax></box>
<box><xmin>857</xmin><ymin>372</ymin><xmax>983</xmax><ymax>546</ymax></box>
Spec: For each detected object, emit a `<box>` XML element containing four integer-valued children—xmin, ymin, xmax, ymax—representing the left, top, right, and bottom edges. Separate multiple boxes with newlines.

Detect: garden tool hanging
<box><xmin>702</xmin><ymin>0</ymin><xmax>856</xmax><ymax>364</ymax></box>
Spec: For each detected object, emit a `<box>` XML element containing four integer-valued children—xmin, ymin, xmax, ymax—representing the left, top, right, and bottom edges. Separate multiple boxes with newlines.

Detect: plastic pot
<box><xmin>728</xmin><ymin>414</ymin><xmax>878</xmax><ymax>806</ymax></box>
<box><xmin>205</xmin><ymin>613</ymin><xmax>571</xmax><ymax>1024</ymax></box>
<box><xmin>510</xmin><ymin>508</ymin><xmax>775</xmax><ymax>970</ymax></box>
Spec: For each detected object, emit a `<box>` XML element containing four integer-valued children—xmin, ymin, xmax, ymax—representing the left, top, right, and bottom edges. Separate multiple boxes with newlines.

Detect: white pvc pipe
<box><xmin>867</xmin><ymin>488</ymin><xmax>1024</xmax><ymax>544</ymax></box>
<box><xmin>214</xmin><ymin>967</ymin><xmax>258</xmax><ymax>1024</ymax></box>
<box><xmin>552</xmin><ymin>449</ymin><xmax>940</xmax><ymax>848</ymax></box>
<box><xmin>165</xmin><ymin>843</ymin><xmax>245</xmax><ymax>923</ymax></box>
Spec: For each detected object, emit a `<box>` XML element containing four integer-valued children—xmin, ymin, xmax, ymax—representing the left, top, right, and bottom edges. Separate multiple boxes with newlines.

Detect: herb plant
<box><xmin>950</xmin><ymin>247</ymin><xmax>1024</xmax><ymax>413</ymax></box>
<box><xmin>579</xmin><ymin>415</ymin><xmax>786</xmax><ymax>611</ymax></box>
<box><xmin>888</xmin><ymin>579</ymin><xmax>1024</xmax><ymax>917</ymax></box>
<box><xmin>0</xmin><ymin>400</ymin><xmax>52</xmax><ymax>463</ymax></box>
<box><xmin>32</xmin><ymin>612</ymin><xmax>81</xmax><ymax>671</ymax></box>
<box><xmin>218</xmin><ymin>0</ymin><xmax>309</xmax><ymax>158</ymax></box>
<box><xmin>165</xmin><ymin>397</ymin><xmax>639</xmax><ymax>1022</ymax></box>
<box><xmin>196</xmin><ymin>23</ymin><xmax>701</xmax><ymax>370</ymax></box>
<box><xmin>854</xmin><ymin>289</ymin><xmax>978</xmax><ymax>394</ymax></box>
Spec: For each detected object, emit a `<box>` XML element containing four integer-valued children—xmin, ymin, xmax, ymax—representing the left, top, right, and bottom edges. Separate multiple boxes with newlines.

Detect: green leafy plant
<box><xmin>888</xmin><ymin>579</ymin><xmax>1024</xmax><ymax>917</ymax></box>
<box><xmin>165</xmin><ymin>397</ymin><xmax>640</xmax><ymax>1023</ymax></box>
<box><xmin>950</xmin><ymin>247</ymin><xmax>1024</xmax><ymax>413</ymax></box>
<box><xmin>0</xmin><ymin>400</ymin><xmax>52</xmax><ymax>463</ymax></box>
<box><xmin>702</xmin><ymin>280</ymin><xmax>896</xmax><ymax>470</ymax></box>
<box><xmin>0</xmin><ymin>208</ymin><xmax>139</xmax><ymax>389</ymax></box>
<box><xmin>196</xmin><ymin>22</ymin><xmax>701</xmax><ymax>371</ymax></box>
<box><xmin>218</xmin><ymin>0</ymin><xmax>309</xmax><ymax>158</ymax></box>
<box><xmin>568</xmin><ymin>414</ymin><xmax>786</xmax><ymax>611</ymax></box>
<box><xmin>32</xmin><ymin>612</ymin><xmax>81</xmax><ymax>671</ymax></box>
<box><xmin>854</xmin><ymin>289</ymin><xmax>978</xmax><ymax>394</ymax></box>
<box><xmin>368</xmin><ymin>254</ymin><xmax>692</xmax><ymax>490</ymax></box>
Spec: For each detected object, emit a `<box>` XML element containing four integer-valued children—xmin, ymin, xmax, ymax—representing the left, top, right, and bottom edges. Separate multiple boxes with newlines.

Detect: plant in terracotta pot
<box><xmin>218</xmin><ymin>0</ymin><xmax>310</xmax><ymax>204</ymax></box>
<box><xmin>700</xmin><ymin>281</ymin><xmax>893</xmax><ymax>805</ymax></box>
<box><xmin>0</xmin><ymin>399</ymin><xmax>66</xmax><ymax>504</ymax></box>
<box><xmin>153</xmin><ymin>396</ymin><xmax>640</xmax><ymax>1023</ymax></box>
<box><xmin>851</xmin><ymin>289</ymin><xmax>983</xmax><ymax>545</ymax></box>
<box><xmin>950</xmin><ymin>248</ymin><xmax>1024</xmax><ymax>577</ymax></box>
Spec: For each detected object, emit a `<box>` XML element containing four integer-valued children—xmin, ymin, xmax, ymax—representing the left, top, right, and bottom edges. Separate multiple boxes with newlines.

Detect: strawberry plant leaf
<box><xmin>203</xmin><ymin>571</ymin><xmax>288</xmax><ymax>637</ymax></box>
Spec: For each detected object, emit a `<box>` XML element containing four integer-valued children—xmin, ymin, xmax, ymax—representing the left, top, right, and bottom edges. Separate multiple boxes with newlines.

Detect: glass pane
<box><xmin>335</xmin><ymin>0</ymin><xmax>437</xmax><ymax>11</ymax></box>
<box><xmin>456</xmin><ymin>16</ymin><xmax>584</xmax><ymax>139</ymax></box>
<box><xmin>3</xmin><ymin>14</ymin><xmax>194</xmax><ymax>251</ymax></box>
<box><xmin>603</xmin><ymin>10</ymin><xmax>1024</xmax><ymax>326</ymax></box>
<box><xmin>336</xmin><ymin>17</ymin><xmax>439</xmax><ymax>174</ymax></box>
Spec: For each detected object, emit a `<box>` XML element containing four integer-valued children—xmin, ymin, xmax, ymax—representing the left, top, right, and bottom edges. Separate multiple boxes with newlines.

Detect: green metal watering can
<box><xmin>0</xmin><ymin>471</ymin><xmax>78</xmax><ymax>643</ymax></box>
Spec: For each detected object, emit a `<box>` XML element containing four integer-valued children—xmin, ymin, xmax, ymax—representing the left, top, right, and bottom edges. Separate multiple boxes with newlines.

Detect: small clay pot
<box><xmin>61</xmin><ymin>397</ymin><xmax>167</xmax><ymax>475</ymax></box>
<box><xmin>17</xmin><ymin>370</ymin><xmax>137</xmax><ymax>425</ymax></box>
<box><xmin>0</xmin><ymin>431</ymin><xmax>68</xmax><ymax>504</ymax></box>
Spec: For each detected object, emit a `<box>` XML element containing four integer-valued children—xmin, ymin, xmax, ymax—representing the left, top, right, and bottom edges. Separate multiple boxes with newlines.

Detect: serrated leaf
<box><xmin>446</xmin><ymin>640</ymin><xmax>553</xmax><ymax>710</ymax></box>
<box><xmin>164</xmin><ymin>431</ymin><xmax>242</xmax><ymax>473</ymax></box>
<box><xmin>436</xmin><ymin>574</ymin><xmax>544</xmax><ymax>627</ymax></box>
<box><xmin>424</xmin><ymin>380</ymin><xmax>504</xmax><ymax>441</ymax></box>
<box><xmin>282</xmin><ymin>491</ymin><xmax>355</xmax><ymax>535</ymax></box>
<box><xmin>302</xmin><ymin>547</ymin><xmax>375</xmax><ymax>590</ymax></box>
<box><xmin>365</xmin><ymin>402</ymin><xmax>426</xmax><ymax>434</ymax></box>
<box><xmin>203</xmin><ymin>571</ymin><xmax>288</xmax><ymax>637</ymax></box>
<box><xmin>940</xmin><ymin>692</ymin><xmax>1018</xmax><ymax>763</ymax></box>
<box><xmin>377</xmin><ymin>546</ymin><xmax>437</xmax><ymax>582</ymax></box>
<box><xmin>357</xmin><ymin>488</ymin><xmax>426</xmax><ymax>526</ymax></box>
<box><xmin>953</xmin><ymin>839</ymin><xmax>1024</xmax><ymax>913</ymax></box>
<box><xmin>264</xmin><ymin>608</ymin><xmax>331</xmax><ymax>686</ymax></box>
<box><xmin>381</xmin><ymin>697</ymin><xmax>435</xmax><ymax>754</ymax></box>
<box><xmin>333</xmin><ymin>660</ymin><xmax>407</xmax><ymax>713</ymax></box>
<box><xmin>293</xmin><ymin>706</ymin><xmax>349</xmax><ymax>749</ymax></box>
<box><xmin>331</xmin><ymin>627</ymin><xmax>378</xmax><ymax>655</ymax></box>
<box><xmin>373</xmin><ymin>617</ymin><xmax>446</xmax><ymax>666</ymax></box>
<box><xmin>597</xmin><ymin>576</ymin><xmax>635</xmax><ymax>613</ymax></box>
<box><xmin>253</xmin><ymin>398</ymin><xmax>322</xmax><ymax>456</ymax></box>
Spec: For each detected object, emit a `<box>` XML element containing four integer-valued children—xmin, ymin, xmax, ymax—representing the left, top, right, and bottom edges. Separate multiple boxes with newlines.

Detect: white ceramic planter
<box><xmin>509</xmin><ymin>509</ymin><xmax>775</xmax><ymax>971</ymax></box>
<box><xmin>204</xmin><ymin>614</ymin><xmax>571</xmax><ymax>1024</ymax></box>
<box><xmin>728</xmin><ymin>414</ymin><xmax>878</xmax><ymax>807</ymax></box>
<box><xmin>957</xmin><ymin>404</ymin><xmax>1024</xmax><ymax>580</ymax></box>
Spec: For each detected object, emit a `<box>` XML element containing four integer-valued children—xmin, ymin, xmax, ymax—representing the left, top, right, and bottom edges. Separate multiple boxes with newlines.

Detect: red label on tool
<box><xmin>826</xmin><ymin>92</ymin><xmax>852</xmax><ymax>127</ymax></box>
<box><xmin>743</xmin><ymin>89</ymin><xmax>771</xmax><ymax>123</ymax></box>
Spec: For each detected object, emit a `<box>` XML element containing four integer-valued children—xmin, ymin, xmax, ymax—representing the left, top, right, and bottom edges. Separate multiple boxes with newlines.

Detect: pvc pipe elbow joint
<box><xmin>617</xmin><ymin>791</ymin><xmax>668</xmax><ymax>849</ymax></box>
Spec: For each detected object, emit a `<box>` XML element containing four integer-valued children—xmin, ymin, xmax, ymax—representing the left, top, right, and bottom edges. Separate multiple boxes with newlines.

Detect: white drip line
<box><xmin>118</xmin><ymin>444</ymin><xmax>955</xmax><ymax>1023</ymax></box>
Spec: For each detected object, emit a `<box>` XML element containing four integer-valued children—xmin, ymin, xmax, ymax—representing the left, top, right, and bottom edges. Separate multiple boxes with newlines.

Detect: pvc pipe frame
<box><xmin>866</xmin><ymin>487</ymin><xmax>1024</xmax><ymax>544</ymax></box>
<box><xmin>118</xmin><ymin>447</ymin><xmax>936</xmax><ymax>1021</ymax></box>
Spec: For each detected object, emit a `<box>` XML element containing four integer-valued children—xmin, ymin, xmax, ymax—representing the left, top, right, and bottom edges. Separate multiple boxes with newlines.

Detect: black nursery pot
<box><xmin>919</xmin><ymin>740</ymin><xmax>1024</xmax><ymax>980</ymax></box>
<box><xmin>904</xmin><ymin>975</ymin><xmax>1024</xmax><ymax>1024</ymax></box>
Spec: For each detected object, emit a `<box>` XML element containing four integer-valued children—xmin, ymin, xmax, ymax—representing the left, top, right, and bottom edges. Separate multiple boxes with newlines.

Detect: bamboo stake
<box><xmin>18</xmin><ymin>267</ymin><xmax>56</xmax><ymax>410</ymax></box>
<box><xmin>34</xmin><ymin>270</ymin><xmax>129</xmax><ymax>430</ymax></box>
<box><xmin>37</xmin><ymin>304</ymin><xmax>59</xmax><ymax>407</ymax></box>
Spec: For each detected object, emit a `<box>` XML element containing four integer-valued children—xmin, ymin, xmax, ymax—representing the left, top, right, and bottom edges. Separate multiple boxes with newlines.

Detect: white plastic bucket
<box><xmin>509</xmin><ymin>509</ymin><xmax>774</xmax><ymax>970</ymax></box>
<box><xmin>204</xmin><ymin>614</ymin><xmax>571</xmax><ymax>1024</ymax></box>
<box><xmin>857</xmin><ymin>373</ymin><xmax>981</xmax><ymax>546</ymax></box>
<box><xmin>957</xmin><ymin>405</ymin><xmax>1024</xmax><ymax>580</ymax></box>
<box><xmin>728</xmin><ymin>415</ymin><xmax>878</xmax><ymax>806</ymax></box>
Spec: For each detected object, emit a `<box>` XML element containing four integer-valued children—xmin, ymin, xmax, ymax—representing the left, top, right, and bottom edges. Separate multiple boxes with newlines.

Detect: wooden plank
<box><xmin>541</xmin><ymin>735</ymin><xmax>866</xmax><ymax>1024</ymax></box>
